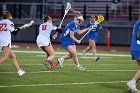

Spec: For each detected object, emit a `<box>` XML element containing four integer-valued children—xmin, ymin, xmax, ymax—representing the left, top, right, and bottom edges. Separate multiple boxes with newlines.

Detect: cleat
<box><xmin>50</xmin><ymin>62</ymin><xmax>58</xmax><ymax>69</ymax></box>
<box><xmin>18</xmin><ymin>69</ymin><xmax>25</xmax><ymax>77</ymax></box>
<box><xmin>44</xmin><ymin>60</ymin><xmax>52</xmax><ymax>69</ymax></box>
<box><xmin>77</xmin><ymin>65</ymin><xmax>86</xmax><ymax>71</ymax></box>
<box><xmin>83</xmin><ymin>50</ymin><xmax>86</xmax><ymax>56</ymax></box>
<box><xmin>127</xmin><ymin>81</ymin><xmax>140</xmax><ymax>93</ymax></box>
<box><xmin>58</xmin><ymin>58</ymin><xmax>64</xmax><ymax>68</ymax></box>
<box><xmin>95</xmin><ymin>57</ymin><xmax>100</xmax><ymax>62</ymax></box>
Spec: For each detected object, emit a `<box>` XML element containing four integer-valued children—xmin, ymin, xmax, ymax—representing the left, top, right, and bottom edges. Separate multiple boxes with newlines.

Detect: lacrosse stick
<box><xmin>54</xmin><ymin>2</ymin><xmax>71</xmax><ymax>37</ymax></box>
<box><xmin>19</xmin><ymin>20</ymin><xmax>34</xmax><ymax>30</ymax></box>
<box><xmin>59</xmin><ymin>2</ymin><xmax>71</xmax><ymax>27</ymax></box>
<box><xmin>80</xmin><ymin>15</ymin><xmax>104</xmax><ymax>41</ymax></box>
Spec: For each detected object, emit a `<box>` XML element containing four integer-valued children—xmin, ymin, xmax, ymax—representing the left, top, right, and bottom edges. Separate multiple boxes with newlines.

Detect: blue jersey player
<box><xmin>58</xmin><ymin>15</ymin><xmax>92</xmax><ymax>71</ymax></box>
<box><xmin>83</xmin><ymin>15</ymin><xmax>103</xmax><ymax>61</ymax></box>
<box><xmin>127</xmin><ymin>20</ymin><xmax>140</xmax><ymax>92</ymax></box>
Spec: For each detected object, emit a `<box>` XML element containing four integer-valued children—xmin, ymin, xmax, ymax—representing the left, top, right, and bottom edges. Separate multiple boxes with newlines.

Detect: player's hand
<box><xmin>76</xmin><ymin>40</ymin><xmax>81</xmax><ymax>44</ymax></box>
<box><xmin>52</xmin><ymin>34</ymin><xmax>57</xmax><ymax>39</ymax></box>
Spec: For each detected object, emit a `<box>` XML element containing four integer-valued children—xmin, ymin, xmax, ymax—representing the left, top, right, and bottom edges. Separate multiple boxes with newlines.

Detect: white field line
<box><xmin>0</xmin><ymin>81</ymin><xmax>128</xmax><ymax>88</ymax></box>
<box><xmin>0</xmin><ymin>63</ymin><xmax>136</xmax><ymax>66</ymax></box>
<box><xmin>0</xmin><ymin>70</ymin><xmax>137</xmax><ymax>74</ymax></box>
<box><xmin>0</xmin><ymin>71</ymin><xmax>58</xmax><ymax>74</ymax></box>
<box><xmin>9</xmin><ymin>50</ymin><xmax>130</xmax><ymax>57</ymax></box>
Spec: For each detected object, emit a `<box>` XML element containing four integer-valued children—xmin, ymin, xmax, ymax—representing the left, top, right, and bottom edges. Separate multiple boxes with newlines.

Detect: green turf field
<box><xmin>0</xmin><ymin>48</ymin><xmax>139</xmax><ymax>93</ymax></box>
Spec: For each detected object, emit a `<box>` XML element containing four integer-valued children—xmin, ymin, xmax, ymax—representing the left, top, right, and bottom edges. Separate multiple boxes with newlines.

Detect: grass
<box><xmin>0</xmin><ymin>48</ymin><xmax>139</xmax><ymax>93</ymax></box>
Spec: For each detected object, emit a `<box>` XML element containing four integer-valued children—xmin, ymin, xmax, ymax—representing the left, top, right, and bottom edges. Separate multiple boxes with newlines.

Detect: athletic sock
<box><xmin>76</xmin><ymin>63</ymin><xmax>80</xmax><ymax>67</ymax></box>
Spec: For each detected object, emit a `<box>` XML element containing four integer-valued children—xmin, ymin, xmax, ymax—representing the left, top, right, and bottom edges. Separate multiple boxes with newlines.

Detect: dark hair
<box><xmin>42</xmin><ymin>14</ymin><xmax>51</xmax><ymax>22</ymax></box>
<box><xmin>90</xmin><ymin>15</ymin><xmax>98</xmax><ymax>21</ymax></box>
<box><xmin>2</xmin><ymin>11</ymin><xmax>11</xmax><ymax>19</ymax></box>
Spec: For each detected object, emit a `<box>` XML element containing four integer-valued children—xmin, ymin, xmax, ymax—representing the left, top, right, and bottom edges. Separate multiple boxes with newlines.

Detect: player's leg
<box><xmin>127</xmin><ymin>55</ymin><xmax>140</xmax><ymax>92</ymax></box>
<box><xmin>58</xmin><ymin>53</ymin><xmax>72</xmax><ymax>68</ymax></box>
<box><xmin>67</xmin><ymin>45</ymin><xmax>86</xmax><ymax>71</ymax></box>
<box><xmin>9</xmin><ymin>51</ymin><xmax>25</xmax><ymax>76</ymax></box>
<box><xmin>41</xmin><ymin>45</ymin><xmax>57</xmax><ymax>69</ymax></box>
<box><xmin>83</xmin><ymin>43</ymin><xmax>91</xmax><ymax>56</ymax></box>
<box><xmin>89</xmin><ymin>39</ymin><xmax>99</xmax><ymax>61</ymax></box>
<box><xmin>0</xmin><ymin>46</ymin><xmax>10</xmax><ymax>64</ymax></box>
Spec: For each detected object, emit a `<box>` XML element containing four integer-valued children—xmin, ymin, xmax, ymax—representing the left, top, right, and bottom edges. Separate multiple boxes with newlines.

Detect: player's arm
<box><xmin>11</xmin><ymin>27</ymin><xmax>22</xmax><ymax>35</ymax></box>
<box><xmin>98</xmin><ymin>24</ymin><xmax>103</xmax><ymax>31</ymax></box>
<box><xmin>77</xmin><ymin>28</ymin><xmax>92</xmax><ymax>35</ymax></box>
<box><xmin>70</xmin><ymin>31</ymin><xmax>81</xmax><ymax>44</ymax></box>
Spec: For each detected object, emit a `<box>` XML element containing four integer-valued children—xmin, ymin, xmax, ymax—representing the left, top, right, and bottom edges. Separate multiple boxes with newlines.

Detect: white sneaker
<box><xmin>58</xmin><ymin>58</ymin><xmax>64</xmax><ymax>68</ymax></box>
<box><xmin>18</xmin><ymin>69</ymin><xmax>25</xmax><ymax>77</ymax></box>
<box><xmin>77</xmin><ymin>65</ymin><xmax>86</xmax><ymax>71</ymax></box>
<box><xmin>83</xmin><ymin>50</ymin><xmax>86</xmax><ymax>56</ymax></box>
<box><xmin>127</xmin><ymin>81</ymin><xmax>140</xmax><ymax>92</ymax></box>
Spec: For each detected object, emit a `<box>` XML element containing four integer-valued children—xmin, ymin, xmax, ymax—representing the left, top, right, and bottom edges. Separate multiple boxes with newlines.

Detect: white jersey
<box><xmin>36</xmin><ymin>22</ymin><xmax>57</xmax><ymax>47</ymax></box>
<box><xmin>0</xmin><ymin>19</ymin><xmax>15</xmax><ymax>49</ymax></box>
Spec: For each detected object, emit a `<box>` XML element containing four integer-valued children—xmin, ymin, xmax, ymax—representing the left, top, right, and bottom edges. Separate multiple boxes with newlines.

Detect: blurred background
<box><xmin>0</xmin><ymin>0</ymin><xmax>140</xmax><ymax>46</ymax></box>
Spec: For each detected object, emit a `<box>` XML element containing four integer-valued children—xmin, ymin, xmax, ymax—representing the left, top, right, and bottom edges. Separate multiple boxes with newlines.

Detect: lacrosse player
<box><xmin>127</xmin><ymin>19</ymin><xmax>140</xmax><ymax>92</ymax></box>
<box><xmin>36</xmin><ymin>14</ymin><xmax>62</xmax><ymax>69</ymax></box>
<box><xmin>57</xmin><ymin>14</ymin><xmax>92</xmax><ymax>71</ymax></box>
<box><xmin>0</xmin><ymin>11</ymin><xmax>25</xmax><ymax>76</ymax></box>
<box><xmin>83</xmin><ymin>15</ymin><xmax>103</xmax><ymax>61</ymax></box>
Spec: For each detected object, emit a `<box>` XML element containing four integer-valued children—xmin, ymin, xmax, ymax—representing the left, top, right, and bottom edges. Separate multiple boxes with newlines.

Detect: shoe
<box><xmin>44</xmin><ymin>60</ymin><xmax>52</xmax><ymax>69</ymax></box>
<box><xmin>77</xmin><ymin>65</ymin><xmax>86</xmax><ymax>71</ymax></box>
<box><xmin>83</xmin><ymin>50</ymin><xmax>86</xmax><ymax>56</ymax></box>
<box><xmin>18</xmin><ymin>69</ymin><xmax>25</xmax><ymax>76</ymax></box>
<box><xmin>58</xmin><ymin>58</ymin><xmax>64</xmax><ymax>68</ymax></box>
<box><xmin>127</xmin><ymin>81</ymin><xmax>140</xmax><ymax>92</ymax></box>
<box><xmin>50</xmin><ymin>62</ymin><xmax>58</xmax><ymax>69</ymax></box>
<box><xmin>95</xmin><ymin>57</ymin><xmax>100</xmax><ymax>62</ymax></box>
<box><xmin>44</xmin><ymin>60</ymin><xmax>58</xmax><ymax>70</ymax></box>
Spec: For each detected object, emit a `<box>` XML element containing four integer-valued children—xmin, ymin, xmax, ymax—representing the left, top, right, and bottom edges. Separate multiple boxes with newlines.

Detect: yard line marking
<box><xmin>0</xmin><ymin>81</ymin><xmax>128</xmax><ymax>88</ymax></box>
<box><xmin>7</xmin><ymin>50</ymin><xmax>130</xmax><ymax>57</ymax></box>
<box><xmin>86</xmin><ymin>70</ymin><xmax>137</xmax><ymax>72</ymax></box>
<box><xmin>0</xmin><ymin>69</ymin><xmax>137</xmax><ymax>74</ymax></box>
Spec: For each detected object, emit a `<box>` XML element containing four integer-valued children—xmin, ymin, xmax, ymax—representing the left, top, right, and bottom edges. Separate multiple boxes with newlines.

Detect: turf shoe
<box><xmin>44</xmin><ymin>60</ymin><xmax>52</xmax><ymax>69</ymax></box>
<box><xmin>50</xmin><ymin>62</ymin><xmax>58</xmax><ymax>69</ymax></box>
<box><xmin>58</xmin><ymin>58</ymin><xmax>64</xmax><ymax>68</ymax></box>
<box><xmin>18</xmin><ymin>69</ymin><xmax>25</xmax><ymax>76</ymax></box>
<box><xmin>77</xmin><ymin>65</ymin><xmax>86</xmax><ymax>71</ymax></box>
<box><xmin>127</xmin><ymin>81</ymin><xmax>140</xmax><ymax>92</ymax></box>
<box><xmin>95</xmin><ymin>57</ymin><xmax>100</xmax><ymax>62</ymax></box>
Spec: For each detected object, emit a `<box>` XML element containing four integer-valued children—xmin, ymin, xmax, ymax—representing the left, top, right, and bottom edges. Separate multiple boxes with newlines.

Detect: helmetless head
<box><xmin>90</xmin><ymin>15</ymin><xmax>98</xmax><ymax>23</ymax></box>
<box><xmin>42</xmin><ymin>14</ymin><xmax>52</xmax><ymax>23</ymax></box>
<box><xmin>2</xmin><ymin>11</ymin><xmax>12</xmax><ymax>20</ymax></box>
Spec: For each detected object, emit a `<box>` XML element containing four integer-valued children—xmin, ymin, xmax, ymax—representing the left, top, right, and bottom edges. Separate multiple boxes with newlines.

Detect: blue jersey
<box><xmin>130</xmin><ymin>20</ymin><xmax>140</xmax><ymax>51</ymax></box>
<box><xmin>86</xmin><ymin>22</ymin><xmax>101</xmax><ymax>42</ymax></box>
<box><xmin>60</xmin><ymin>21</ymin><xmax>80</xmax><ymax>49</ymax></box>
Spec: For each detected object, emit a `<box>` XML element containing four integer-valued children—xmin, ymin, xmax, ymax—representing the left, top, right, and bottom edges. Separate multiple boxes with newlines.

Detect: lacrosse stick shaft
<box><xmin>59</xmin><ymin>13</ymin><xmax>66</xmax><ymax>27</ymax></box>
<box><xmin>80</xmin><ymin>30</ymin><xmax>91</xmax><ymax>41</ymax></box>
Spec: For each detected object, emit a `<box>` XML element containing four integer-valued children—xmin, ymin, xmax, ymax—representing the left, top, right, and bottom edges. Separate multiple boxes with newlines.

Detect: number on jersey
<box><xmin>42</xmin><ymin>25</ymin><xmax>47</xmax><ymax>30</ymax></box>
<box><xmin>0</xmin><ymin>23</ymin><xmax>7</xmax><ymax>31</ymax></box>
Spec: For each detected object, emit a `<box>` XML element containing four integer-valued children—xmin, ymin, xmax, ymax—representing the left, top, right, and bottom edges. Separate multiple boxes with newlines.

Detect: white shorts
<box><xmin>0</xmin><ymin>41</ymin><xmax>11</xmax><ymax>50</ymax></box>
<box><xmin>36</xmin><ymin>36</ymin><xmax>51</xmax><ymax>48</ymax></box>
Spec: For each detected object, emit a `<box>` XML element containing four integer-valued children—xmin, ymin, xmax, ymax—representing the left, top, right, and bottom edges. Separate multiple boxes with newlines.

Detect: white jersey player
<box><xmin>36</xmin><ymin>14</ymin><xmax>62</xmax><ymax>69</ymax></box>
<box><xmin>0</xmin><ymin>11</ymin><xmax>25</xmax><ymax>76</ymax></box>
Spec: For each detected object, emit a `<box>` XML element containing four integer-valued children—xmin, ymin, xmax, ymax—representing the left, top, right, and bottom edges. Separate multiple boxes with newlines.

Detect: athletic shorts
<box><xmin>130</xmin><ymin>51</ymin><xmax>140</xmax><ymax>60</ymax></box>
<box><xmin>36</xmin><ymin>36</ymin><xmax>51</xmax><ymax>48</ymax></box>
<box><xmin>87</xmin><ymin>33</ymin><xmax>98</xmax><ymax>42</ymax></box>
<box><xmin>0</xmin><ymin>40</ymin><xmax>11</xmax><ymax>50</ymax></box>
<box><xmin>60</xmin><ymin>37</ymin><xmax>75</xmax><ymax>49</ymax></box>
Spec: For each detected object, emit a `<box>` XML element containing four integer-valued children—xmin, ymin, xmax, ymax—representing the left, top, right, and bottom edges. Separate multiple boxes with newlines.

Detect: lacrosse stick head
<box><xmin>94</xmin><ymin>15</ymin><xmax>104</xmax><ymax>25</ymax></box>
<box><xmin>65</xmin><ymin>2</ymin><xmax>71</xmax><ymax>14</ymax></box>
